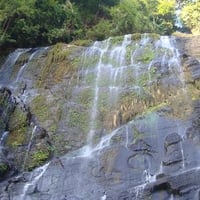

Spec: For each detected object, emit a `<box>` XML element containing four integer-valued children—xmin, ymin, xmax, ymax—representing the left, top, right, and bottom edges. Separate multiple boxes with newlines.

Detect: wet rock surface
<box><xmin>0</xmin><ymin>35</ymin><xmax>200</xmax><ymax>199</ymax></box>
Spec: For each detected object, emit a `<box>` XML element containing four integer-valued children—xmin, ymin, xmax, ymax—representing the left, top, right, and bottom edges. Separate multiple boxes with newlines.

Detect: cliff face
<box><xmin>0</xmin><ymin>34</ymin><xmax>200</xmax><ymax>200</ymax></box>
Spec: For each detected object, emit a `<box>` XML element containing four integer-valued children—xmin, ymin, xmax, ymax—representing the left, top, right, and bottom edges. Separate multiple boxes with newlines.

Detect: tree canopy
<box><xmin>180</xmin><ymin>1</ymin><xmax>200</xmax><ymax>35</ymax></box>
<box><xmin>0</xmin><ymin>0</ymin><xmax>198</xmax><ymax>49</ymax></box>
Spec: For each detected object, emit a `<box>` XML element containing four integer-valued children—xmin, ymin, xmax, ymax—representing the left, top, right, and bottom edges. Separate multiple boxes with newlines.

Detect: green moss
<box><xmin>146</xmin><ymin>102</ymin><xmax>168</xmax><ymax>113</ymax></box>
<box><xmin>50</xmin><ymin>134</ymin><xmax>69</xmax><ymax>156</ymax></box>
<box><xmin>49</xmin><ymin>123</ymin><xmax>57</xmax><ymax>132</ymax></box>
<box><xmin>132</xmin><ymin>126</ymin><xmax>144</xmax><ymax>144</ymax></box>
<box><xmin>9</xmin><ymin>107</ymin><xmax>27</xmax><ymax>128</ymax></box>
<box><xmin>28</xmin><ymin>149</ymin><xmax>50</xmax><ymax>170</ymax></box>
<box><xmin>136</xmin><ymin>47</ymin><xmax>155</xmax><ymax>63</ymax></box>
<box><xmin>120</xmin><ymin>89</ymin><xmax>148</xmax><ymax>104</ymax></box>
<box><xmin>0</xmin><ymin>96</ymin><xmax>7</xmax><ymax>107</ymax></box>
<box><xmin>137</xmin><ymin>66</ymin><xmax>157</xmax><ymax>87</ymax></box>
<box><xmin>188</xmin><ymin>84</ymin><xmax>200</xmax><ymax>100</ymax></box>
<box><xmin>101</xmin><ymin>54</ymin><xmax>119</xmax><ymax>66</ymax></box>
<box><xmin>0</xmin><ymin>163</ymin><xmax>8</xmax><ymax>176</ymax></box>
<box><xmin>77</xmin><ymin>88</ymin><xmax>93</xmax><ymax>109</ymax></box>
<box><xmin>150</xmin><ymin>33</ymin><xmax>160</xmax><ymax>40</ymax></box>
<box><xmin>126</xmin><ymin>44</ymin><xmax>136</xmax><ymax>62</ymax></box>
<box><xmin>110</xmin><ymin>36</ymin><xmax>124</xmax><ymax>46</ymax></box>
<box><xmin>131</xmin><ymin>33</ymin><xmax>141</xmax><ymax>41</ymax></box>
<box><xmin>31</xmin><ymin>95</ymin><xmax>49</xmax><ymax>122</ymax></box>
<box><xmin>7</xmin><ymin>107</ymin><xmax>28</xmax><ymax>147</ymax></box>
<box><xmin>71</xmin><ymin>39</ymin><xmax>93</xmax><ymax>46</ymax></box>
<box><xmin>194</xmin><ymin>80</ymin><xmax>200</xmax><ymax>90</ymax></box>
<box><xmin>82</xmin><ymin>54</ymin><xmax>99</xmax><ymax>69</ymax></box>
<box><xmin>68</xmin><ymin>109</ymin><xmax>89</xmax><ymax>132</ymax></box>
<box><xmin>99</xmin><ymin>75</ymin><xmax>111</xmax><ymax>87</ymax></box>
<box><xmin>98</xmin><ymin>91</ymin><xmax>110</xmax><ymax>112</ymax></box>
<box><xmin>7</xmin><ymin>127</ymin><xmax>27</xmax><ymax>147</ymax></box>
<box><xmin>84</xmin><ymin>73</ymin><xmax>96</xmax><ymax>85</ymax></box>
<box><xmin>37</xmin><ymin>43</ymin><xmax>80</xmax><ymax>87</ymax></box>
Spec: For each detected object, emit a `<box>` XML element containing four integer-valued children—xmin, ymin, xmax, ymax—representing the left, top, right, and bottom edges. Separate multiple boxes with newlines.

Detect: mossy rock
<box><xmin>31</xmin><ymin>95</ymin><xmax>49</xmax><ymax>122</ymax></box>
<box><xmin>50</xmin><ymin>134</ymin><xmax>70</xmax><ymax>156</ymax></box>
<box><xmin>0</xmin><ymin>162</ymin><xmax>9</xmax><ymax>177</ymax></box>
<box><xmin>37</xmin><ymin>43</ymin><xmax>81</xmax><ymax>87</ymax></box>
<box><xmin>71</xmin><ymin>39</ymin><xmax>93</xmax><ymax>47</ymax></box>
<box><xmin>27</xmin><ymin>148</ymin><xmax>50</xmax><ymax>171</ymax></box>
<box><xmin>194</xmin><ymin>79</ymin><xmax>200</xmax><ymax>90</ymax></box>
<box><xmin>68</xmin><ymin>109</ymin><xmax>89</xmax><ymax>133</ymax></box>
<box><xmin>131</xmin><ymin>33</ymin><xmax>141</xmax><ymax>41</ymax></box>
<box><xmin>7</xmin><ymin>107</ymin><xmax>28</xmax><ymax>147</ymax></box>
<box><xmin>7</xmin><ymin>127</ymin><xmax>27</xmax><ymax>147</ymax></box>
<box><xmin>132</xmin><ymin>126</ymin><xmax>144</xmax><ymax>144</ymax></box>
<box><xmin>135</xmin><ymin>47</ymin><xmax>155</xmax><ymax>63</ymax></box>
<box><xmin>77</xmin><ymin>88</ymin><xmax>93</xmax><ymax>109</ymax></box>
<box><xmin>110</xmin><ymin>36</ymin><xmax>124</xmax><ymax>46</ymax></box>
<box><xmin>9</xmin><ymin>107</ymin><xmax>28</xmax><ymax>129</ymax></box>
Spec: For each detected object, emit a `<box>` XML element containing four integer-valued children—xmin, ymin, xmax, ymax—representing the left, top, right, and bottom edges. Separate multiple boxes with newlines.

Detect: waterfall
<box><xmin>0</xmin><ymin>49</ymin><xmax>28</xmax><ymax>86</ymax></box>
<box><xmin>81</xmin><ymin>35</ymin><xmax>133</xmax><ymax>154</ymax></box>
<box><xmin>20</xmin><ymin>162</ymin><xmax>50</xmax><ymax>200</ymax></box>
<box><xmin>15</xmin><ymin>49</ymin><xmax>38</xmax><ymax>83</ymax></box>
<box><xmin>1</xmin><ymin>34</ymin><xmax>198</xmax><ymax>200</ymax></box>
<box><xmin>87</xmin><ymin>39</ymin><xmax>111</xmax><ymax>148</ymax></box>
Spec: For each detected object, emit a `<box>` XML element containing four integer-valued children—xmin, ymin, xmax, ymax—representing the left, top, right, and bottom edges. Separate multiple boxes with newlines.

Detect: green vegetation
<box><xmin>28</xmin><ymin>148</ymin><xmax>50</xmax><ymax>170</ymax></box>
<box><xmin>77</xmin><ymin>88</ymin><xmax>93</xmax><ymax>109</ymax></box>
<box><xmin>0</xmin><ymin>0</ymin><xmax>83</xmax><ymax>48</ymax></box>
<box><xmin>135</xmin><ymin>47</ymin><xmax>155</xmax><ymax>63</ymax></box>
<box><xmin>68</xmin><ymin>109</ymin><xmax>89</xmax><ymax>133</ymax></box>
<box><xmin>132</xmin><ymin>126</ymin><xmax>144</xmax><ymax>144</ymax></box>
<box><xmin>31</xmin><ymin>95</ymin><xmax>49</xmax><ymax>122</ymax></box>
<box><xmin>0</xmin><ymin>163</ymin><xmax>8</xmax><ymax>176</ymax></box>
<box><xmin>7</xmin><ymin>107</ymin><xmax>28</xmax><ymax>147</ymax></box>
<box><xmin>145</xmin><ymin>102</ymin><xmax>168</xmax><ymax>113</ymax></box>
<box><xmin>0</xmin><ymin>0</ymin><xmax>197</xmax><ymax>49</ymax></box>
<box><xmin>180</xmin><ymin>1</ymin><xmax>200</xmax><ymax>35</ymax></box>
<box><xmin>50</xmin><ymin>134</ymin><xmax>69</xmax><ymax>156</ymax></box>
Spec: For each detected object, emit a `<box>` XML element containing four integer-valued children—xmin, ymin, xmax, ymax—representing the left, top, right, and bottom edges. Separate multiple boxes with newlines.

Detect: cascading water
<box><xmin>15</xmin><ymin>49</ymin><xmax>38</xmax><ymax>83</ymax></box>
<box><xmin>0</xmin><ymin>131</ymin><xmax>9</xmax><ymax>146</ymax></box>
<box><xmin>1</xmin><ymin>33</ymin><xmax>200</xmax><ymax>200</ymax></box>
<box><xmin>87</xmin><ymin>39</ymin><xmax>111</xmax><ymax>149</ymax></box>
<box><xmin>20</xmin><ymin>162</ymin><xmax>50</xmax><ymax>200</ymax></box>
<box><xmin>0</xmin><ymin>49</ymin><xmax>28</xmax><ymax>86</ymax></box>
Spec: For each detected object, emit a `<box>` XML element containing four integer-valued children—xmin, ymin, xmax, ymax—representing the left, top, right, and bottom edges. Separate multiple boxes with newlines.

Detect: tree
<box><xmin>0</xmin><ymin>0</ymin><xmax>36</xmax><ymax>47</ymax></box>
<box><xmin>153</xmin><ymin>0</ymin><xmax>176</xmax><ymax>34</ymax></box>
<box><xmin>0</xmin><ymin>0</ymin><xmax>84</xmax><ymax>48</ymax></box>
<box><xmin>109</xmin><ymin>0</ymin><xmax>155</xmax><ymax>35</ymax></box>
<box><xmin>180</xmin><ymin>1</ymin><xmax>200</xmax><ymax>34</ymax></box>
<box><xmin>108</xmin><ymin>0</ymin><xmax>176</xmax><ymax>36</ymax></box>
<box><xmin>70</xmin><ymin>0</ymin><xmax>119</xmax><ymax>26</ymax></box>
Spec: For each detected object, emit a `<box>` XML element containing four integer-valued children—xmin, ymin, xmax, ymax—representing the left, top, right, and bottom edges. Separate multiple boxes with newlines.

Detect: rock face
<box><xmin>0</xmin><ymin>87</ymin><xmax>16</xmax><ymax>180</ymax></box>
<box><xmin>0</xmin><ymin>34</ymin><xmax>200</xmax><ymax>199</ymax></box>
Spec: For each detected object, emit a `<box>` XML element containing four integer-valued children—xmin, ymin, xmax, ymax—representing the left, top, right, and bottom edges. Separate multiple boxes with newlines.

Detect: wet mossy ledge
<box><xmin>37</xmin><ymin>43</ymin><xmax>84</xmax><ymax>88</ymax></box>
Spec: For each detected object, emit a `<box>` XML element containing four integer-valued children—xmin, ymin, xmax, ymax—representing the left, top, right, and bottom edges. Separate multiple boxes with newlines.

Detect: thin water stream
<box><xmin>21</xmin><ymin>162</ymin><xmax>50</xmax><ymax>200</ymax></box>
<box><xmin>22</xmin><ymin>125</ymin><xmax>38</xmax><ymax>170</ymax></box>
